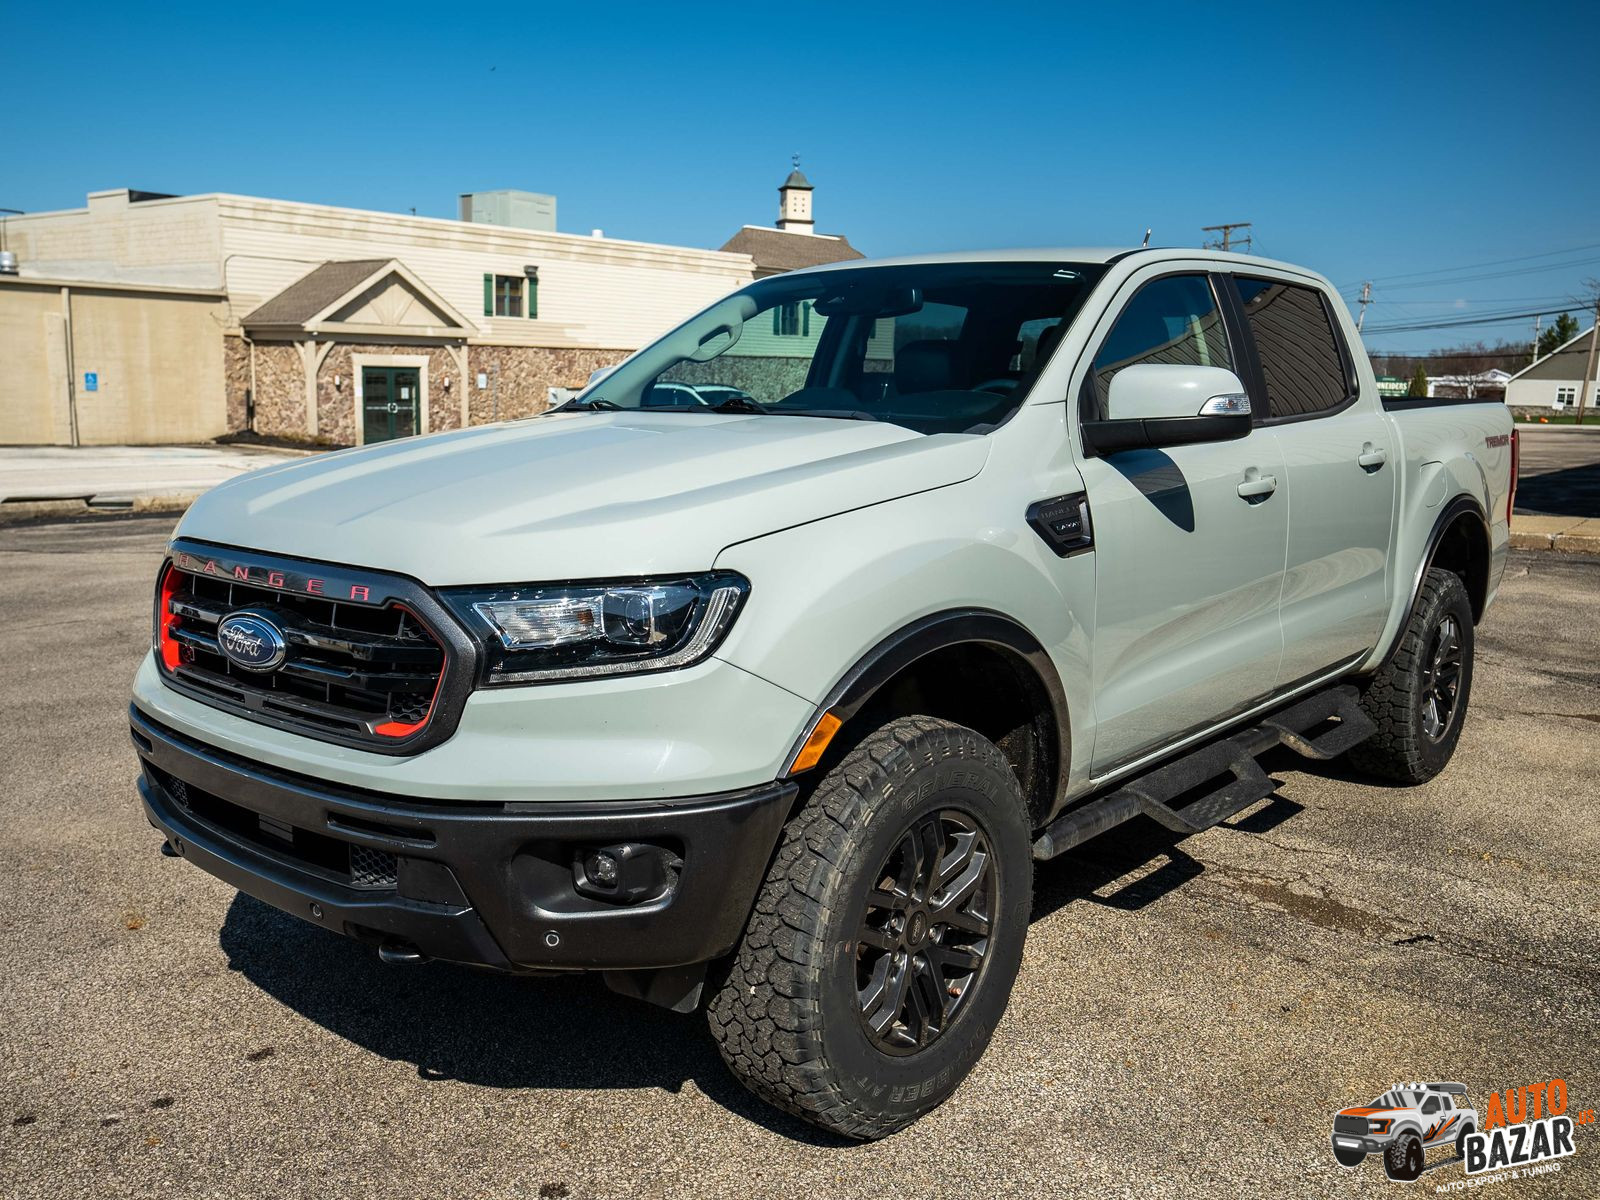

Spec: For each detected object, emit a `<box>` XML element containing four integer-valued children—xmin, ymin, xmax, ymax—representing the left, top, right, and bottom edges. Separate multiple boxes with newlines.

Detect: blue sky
<box><xmin>5</xmin><ymin>1</ymin><xmax>1598</xmax><ymax>354</ymax></box>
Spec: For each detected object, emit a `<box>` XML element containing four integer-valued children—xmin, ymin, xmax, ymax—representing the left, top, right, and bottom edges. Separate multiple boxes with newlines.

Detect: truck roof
<box><xmin>783</xmin><ymin>245</ymin><xmax>1329</xmax><ymax>284</ymax></box>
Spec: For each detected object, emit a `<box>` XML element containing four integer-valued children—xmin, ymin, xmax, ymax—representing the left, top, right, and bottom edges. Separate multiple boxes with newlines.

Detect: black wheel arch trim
<box><xmin>1371</xmin><ymin>493</ymin><xmax>1490</xmax><ymax>673</ymax></box>
<box><xmin>780</xmin><ymin>608</ymin><xmax>1072</xmax><ymax>819</ymax></box>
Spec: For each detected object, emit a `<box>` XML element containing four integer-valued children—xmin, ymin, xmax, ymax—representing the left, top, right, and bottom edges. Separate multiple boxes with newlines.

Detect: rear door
<box><xmin>1225</xmin><ymin>275</ymin><xmax>1396</xmax><ymax>682</ymax></box>
<box><xmin>1076</xmin><ymin>269</ymin><xmax>1288</xmax><ymax>773</ymax></box>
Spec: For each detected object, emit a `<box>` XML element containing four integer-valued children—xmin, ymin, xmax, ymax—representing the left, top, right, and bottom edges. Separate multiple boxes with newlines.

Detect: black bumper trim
<box><xmin>131</xmin><ymin>706</ymin><xmax>797</xmax><ymax>971</ymax></box>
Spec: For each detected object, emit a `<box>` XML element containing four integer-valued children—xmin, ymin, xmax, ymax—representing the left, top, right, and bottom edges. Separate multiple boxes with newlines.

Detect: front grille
<box><xmin>153</xmin><ymin>764</ymin><xmax>399</xmax><ymax>890</ymax></box>
<box><xmin>1334</xmin><ymin>1115</ymin><xmax>1370</xmax><ymax>1137</ymax></box>
<box><xmin>159</xmin><ymin>558</ymin><xmax>446</xmax><ymax>749</ymax></box>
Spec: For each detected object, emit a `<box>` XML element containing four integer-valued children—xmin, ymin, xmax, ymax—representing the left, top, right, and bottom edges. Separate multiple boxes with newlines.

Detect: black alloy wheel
<box><xmin>1420</xmin><ymin>614</ymin><xmax>1463</xmax><ymax>742</ymax></box>
<box><xmin>855</xmin><ymin>810</ymin><xmax>995</xmax><ymax>1055</ymax></box>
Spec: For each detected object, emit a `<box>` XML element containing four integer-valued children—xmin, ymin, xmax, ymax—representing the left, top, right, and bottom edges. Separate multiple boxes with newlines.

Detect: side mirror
<box><xmin>1084</xmin><ymin>364</ymin><xmax>1253</xmax><ymax>455</ymax></box>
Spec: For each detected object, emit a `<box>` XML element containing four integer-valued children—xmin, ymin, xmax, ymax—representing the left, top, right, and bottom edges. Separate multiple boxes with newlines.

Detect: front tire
<box><xmin>706</xmin><ymin>715</ymin><xmax>1032</xmax><ymax>1139</ymax></box>
<box><xmin>1385</xmin><ymin>1132</ymin><xmax>1425</xmax><ymax>1182</ymax></box>
<box><xmin>1351</xmin><ymin>567</ymin><xmax>1474</xmax><ymax>784</ymax></box>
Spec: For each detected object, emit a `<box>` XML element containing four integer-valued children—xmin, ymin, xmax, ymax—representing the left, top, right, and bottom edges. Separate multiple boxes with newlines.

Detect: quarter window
<box><xmin>1087</xmin><ymin>274</ymin><xmax>1233</xmax><ymax>420</ymax></box>
<box><xmin>1232</xmin><ymin>278</ymin><xmax>1351</xmax><ymax>419</ymax></box>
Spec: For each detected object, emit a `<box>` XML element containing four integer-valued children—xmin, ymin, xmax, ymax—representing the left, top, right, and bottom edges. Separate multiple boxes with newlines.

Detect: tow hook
<box><xmin>377</xmin><ymin>941</ymin><xmax>430</xmax><ymax>966</ymax></box>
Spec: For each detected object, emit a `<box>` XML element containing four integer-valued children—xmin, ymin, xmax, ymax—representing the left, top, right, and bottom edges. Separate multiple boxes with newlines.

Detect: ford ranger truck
<box><xmin>1333</xmin><ymin>1082</ymin><xmax>1480</xmax><ymax>1180</ymax></box>
<box><xmin>131</xmin><ymin>248</ymin><xmax>1514</xmax><ymax>1139</ymax></box>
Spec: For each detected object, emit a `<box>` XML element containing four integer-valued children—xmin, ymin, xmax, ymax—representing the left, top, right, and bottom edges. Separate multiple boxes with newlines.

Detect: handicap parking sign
<box><xmin>84</xmin><ymin>373</ymin><xmax>98</xmax><ymax>392</ymax></box>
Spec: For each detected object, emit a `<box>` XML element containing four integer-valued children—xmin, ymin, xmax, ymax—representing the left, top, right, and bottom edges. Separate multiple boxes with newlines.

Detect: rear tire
<box><xmin>706</xmin><ymin>715</ymin><xmax>1032</xmax><ymax>1140</ymax></box>
<box><xmin>1351</xmin><ymin>567</ymin><xmax>1474</xmax><ymax>784</ymax></box>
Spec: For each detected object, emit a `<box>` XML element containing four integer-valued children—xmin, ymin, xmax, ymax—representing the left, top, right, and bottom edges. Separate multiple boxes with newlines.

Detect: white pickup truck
<box><xmin>131</xmin><ymin>247</ymin><xmax>1515</xmax><ymax>1138</ymax></box>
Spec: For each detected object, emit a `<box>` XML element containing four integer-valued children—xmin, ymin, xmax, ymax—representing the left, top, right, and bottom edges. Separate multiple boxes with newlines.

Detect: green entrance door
<box><xmin>361</xmin><ymin>367</ymin><xmax>420</xmax><ymax>443</ymax></box>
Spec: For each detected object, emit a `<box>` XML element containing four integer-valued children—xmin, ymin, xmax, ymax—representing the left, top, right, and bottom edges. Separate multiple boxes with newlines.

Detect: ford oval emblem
<box><xmin>216</xmin><ymin>612</ymin><xmax>288</xmax><ymax>672</ymax></box>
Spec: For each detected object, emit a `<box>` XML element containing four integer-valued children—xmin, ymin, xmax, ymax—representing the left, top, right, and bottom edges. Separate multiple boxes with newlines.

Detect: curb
<box><xmin>1509</xmin><ymin>516</ymin><xmax>1600</xmax><ymax>555</ymax></box>
<box><xmin>0</xmin><ymin>491</ymin><xmax>201</xmax><ymax>525</ymax></box>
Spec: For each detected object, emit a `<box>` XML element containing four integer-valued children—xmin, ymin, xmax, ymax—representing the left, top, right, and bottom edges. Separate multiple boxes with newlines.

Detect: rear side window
<box><xmin>1232</xmin><ymin>278</ymin><xmax>1352</xmax><ymax>419</ymax></box>
<box><xmin>1086</xmin><ymin>274</ymin><xmax>1233</xmax><ymax>421</ymax></box>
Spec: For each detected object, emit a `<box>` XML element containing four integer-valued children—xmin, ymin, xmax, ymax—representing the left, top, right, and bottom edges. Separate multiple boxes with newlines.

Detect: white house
<box><xmin>1504</xmin><ymin>325</ymin><xmax>1599</xmax><ymax>411</ymax></box>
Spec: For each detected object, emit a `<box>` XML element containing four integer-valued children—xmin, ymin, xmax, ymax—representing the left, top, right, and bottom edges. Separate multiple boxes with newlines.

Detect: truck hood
<box><xmin>177</xmin><ymin>412</ymin><xmax>989</xmax><ymax>584</ymax></box>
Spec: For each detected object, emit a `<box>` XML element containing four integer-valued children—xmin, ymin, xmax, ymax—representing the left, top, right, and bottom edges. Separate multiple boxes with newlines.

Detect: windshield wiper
<box><xmin>554</xmin><ymin>397</ymin><xmax>624</xmax><ymax>412</ymax></box>
<box><xmin>770</xmin><ymin>408</ymin><xmax>880</xmax><ymax>422</ymax></box>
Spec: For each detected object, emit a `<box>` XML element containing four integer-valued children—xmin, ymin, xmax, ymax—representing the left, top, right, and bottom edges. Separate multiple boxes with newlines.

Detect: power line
<box><xmin>1344</xmin><ymin>254</ymin><xmax>1600</xmax><ymax>295</ymax></box>
<box><xmin>1335</xmin><ymin>239</ymin><xmax>1600</xmax><ymax>290</ymax></box>
<box><xmin>1363</xmin><ymin>304</ymin><xmax>1580</xmax><ymax>334</ymax></box>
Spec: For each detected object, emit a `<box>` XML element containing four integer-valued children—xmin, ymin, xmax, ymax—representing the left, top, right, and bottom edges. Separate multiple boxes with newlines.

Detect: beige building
<box><xmin>1</xmin><ymin>187</ymin><xmax>759</xmax><ymax>445</ymax></box>
<box><xmin>2</xmin><ymin>169</ymin><xmax>866</xmax><ymax>447</ymax></box>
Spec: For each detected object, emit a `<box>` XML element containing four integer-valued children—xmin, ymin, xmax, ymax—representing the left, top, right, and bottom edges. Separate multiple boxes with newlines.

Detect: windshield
<box><xmin>573</xmin><ymin>261</ymin><xmax>1104</xmax><ymax>435</ymax></box>
<box><xmin>1372</xmin><ymin>1090</ymin><xmax>1423</xmax><ymax>1109</ymax></box>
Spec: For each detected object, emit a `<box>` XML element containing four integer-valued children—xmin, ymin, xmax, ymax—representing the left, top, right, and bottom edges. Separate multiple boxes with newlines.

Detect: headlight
<box><xmin>441</xmin><ymin>572</ymin><xmax>749</xmax><ymax>684</ymax></box>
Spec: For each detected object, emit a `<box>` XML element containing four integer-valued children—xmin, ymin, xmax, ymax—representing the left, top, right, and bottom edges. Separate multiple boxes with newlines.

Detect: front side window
<box><xmin>1233</xmin><ymin>278</ymin><xmax>1351</xmax><ymax>419</ymax></box>
<box><xmin>573</xmin><ymin>261</ymin><xmax>1105</xmax><ymax>436</ymax></box>
<box><xmin>1084</xmin><ymin>274</ymin><xmax>1233</xmax><ymax>421</ymax></box>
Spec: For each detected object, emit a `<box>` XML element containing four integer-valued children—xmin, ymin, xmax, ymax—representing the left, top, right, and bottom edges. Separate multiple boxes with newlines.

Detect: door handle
<box><xmin>1358</xmin><ymin>443</ymin><xmax>1388</xmax><ymax>471</ymax></box>
<box><xmin>1237</xmin><ymin>470</ymin><xmax>1278</xmax><ymax>502</ymax></box>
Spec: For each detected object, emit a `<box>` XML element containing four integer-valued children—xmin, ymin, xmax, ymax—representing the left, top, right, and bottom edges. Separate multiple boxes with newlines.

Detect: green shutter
<box><xmin>483</xmin><ymin>274</ymin><xmax>493</xmax><ymax>317</ymax></box>
<box><xmin>527</xmin><ymin>273</ymin><xmax>538</xmax><ymax>319</ymax></box>
<box><xmin>802</xmin><ymin>302</ymin><xmax>810</xmax><ymax>337</ymax></box>
<box><xmin>772</xmin><ymin>306</ymin><xmax>781</xmax><ymax>335</ymax></box>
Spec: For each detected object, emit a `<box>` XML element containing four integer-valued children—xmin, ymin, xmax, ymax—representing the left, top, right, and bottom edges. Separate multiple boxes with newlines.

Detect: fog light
<box><xmin>573</xmin><ymin>842</ymin><xmax>682</xmax><ymax>904</ymax></box>
<box><xmin>587</xmin><ymin>851</ymin><xmax>620</xmax><ymax>887</ymax></box>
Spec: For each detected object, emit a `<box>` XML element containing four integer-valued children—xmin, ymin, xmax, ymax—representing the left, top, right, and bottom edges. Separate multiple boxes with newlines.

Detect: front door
<box><xmin>361</xmin><ymin>367</ymin><xmax>420</xmax><ymax>444</ymax></box>
<box><xmin>1076</xmin><ymin>271</ymin><xmax>1289</xmax><ymax>774</ymax></box>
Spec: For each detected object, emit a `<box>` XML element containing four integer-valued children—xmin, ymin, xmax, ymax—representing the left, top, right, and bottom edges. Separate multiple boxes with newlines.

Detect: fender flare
<box><xmin>1372</xmin><ymin>493</ymin><xmax>1490</xmax><ymax>671</ymax></box>
<box><xmin>780</xmin><ymin>608</ymin><xmax>1072</xmax><ymax>814</ymax></box>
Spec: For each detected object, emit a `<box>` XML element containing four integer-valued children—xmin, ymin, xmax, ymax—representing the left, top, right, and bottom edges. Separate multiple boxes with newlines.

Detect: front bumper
<box><xmin>132</xmin><ymin>706</ymin><xmax>796</xmax><ymax>971</ymax></box>
<box><xmin>1331</xmin><ymin>1133</ymin><xmax>1388</xmax><ymax>1154</ymax></box>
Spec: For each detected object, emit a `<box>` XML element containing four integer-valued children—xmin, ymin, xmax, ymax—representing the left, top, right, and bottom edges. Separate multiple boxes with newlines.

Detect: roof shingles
<box><xmin>717</xmin><ymin>228</ymin><xmax>863</xmax><ymax>277</ymax></box>
<box><xmin>243</xmin><ymin>259</ymin><xmax>393</xmax><ymax>326</ymax></box>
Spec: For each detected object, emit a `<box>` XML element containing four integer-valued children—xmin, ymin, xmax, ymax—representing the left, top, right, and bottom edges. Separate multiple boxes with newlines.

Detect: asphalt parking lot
<box><xmin>2</xmin><ymin>518</ymin><xmax>1596</xmax><ymax>1199</ymax></box>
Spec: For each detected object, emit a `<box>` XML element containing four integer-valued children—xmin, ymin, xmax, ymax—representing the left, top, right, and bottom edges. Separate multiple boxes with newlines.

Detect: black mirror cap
<box><xmin>1082</xmin><ymin>412</ymin><xmax>1251</xmax><ymax>456</ymax></box>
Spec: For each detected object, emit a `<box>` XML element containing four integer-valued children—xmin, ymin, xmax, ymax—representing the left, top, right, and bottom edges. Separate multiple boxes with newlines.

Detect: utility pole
<box><xmin>1532</xmin><ymin>314</ymin><xmax>1542</xmax><ymax>363</ymax></box>
<box><xmin>1356</xmin><ymin>282</ymin><xmax>1372</xmax><ymax>332</ymax></box>
<box><xmin>1576</xmin><ymin>300</ymin><xmax>1599</xmax><ymax>427</ymax></box>
<box><xmin>1201</xmin><ymin>222</ymin><xmax>1252</xmax><ymax>252</ymax></box>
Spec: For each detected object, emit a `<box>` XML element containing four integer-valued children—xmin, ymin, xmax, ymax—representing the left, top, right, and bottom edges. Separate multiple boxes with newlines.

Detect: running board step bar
<box><xmin>1033</xmin><ymin>685</ymin><xmax>1375</xmax><ymax>861</ymax></box>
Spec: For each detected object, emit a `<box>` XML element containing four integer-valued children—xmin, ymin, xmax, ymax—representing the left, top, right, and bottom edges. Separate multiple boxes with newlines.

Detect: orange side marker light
<box><xmin>790</xmin><ymin>712</ymin><xmax>842</xmax><ymax>774</ymax></box>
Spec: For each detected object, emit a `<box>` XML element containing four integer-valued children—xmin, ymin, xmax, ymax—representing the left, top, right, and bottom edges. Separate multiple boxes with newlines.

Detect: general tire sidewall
<box><xmin>815</xmin><ymin>753</ymin><xmax>1031</xmax><ymax>1122</ymax></box>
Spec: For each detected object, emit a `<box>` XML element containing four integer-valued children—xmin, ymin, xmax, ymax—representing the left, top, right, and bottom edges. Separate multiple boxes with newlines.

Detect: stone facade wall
<box><xmin>222</xmin><ymin>336</ymin><xmax>251</xmax><ymax>433</ymax></box>
<box><xmin>236</xmin><ymin>340</ymin><xmax>637</xmax><ymax>444</ymax></box>
<box><xmin>666</xmin><ymin>356</ymin><xmax>814</xmax><ymax>406</ymax></box>
<box><xmin>316</xmin><ymin>343</ymin><xmax>466</xmax><ymax>446</ymax></box>
<box><xmin>251</xmin><ymin>343</ymin><xmax>309</xmax><ymax>440</ymax></box>
<box><xmin>466</xmin><ymin>345</ymin><xmax>631</xmax><ymax>425</ymax></box>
